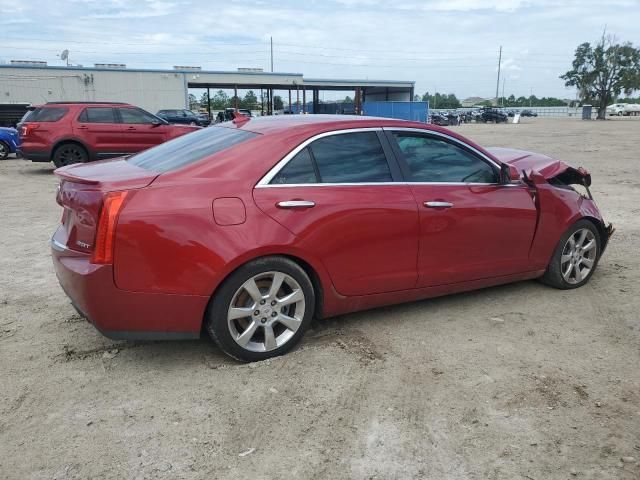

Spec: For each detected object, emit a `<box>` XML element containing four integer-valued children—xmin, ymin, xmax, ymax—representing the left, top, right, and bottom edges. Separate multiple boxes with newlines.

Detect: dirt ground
<box><xmin>1</xmin><ymin>117</ymin><xmax>639</xmax><ymax>480</ymax></box>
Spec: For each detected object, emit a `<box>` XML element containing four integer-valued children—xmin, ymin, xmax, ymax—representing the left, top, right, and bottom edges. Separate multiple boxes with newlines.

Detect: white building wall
<box><xmin>0</xmin><ymin>67</ymin><xmax>186</xmax><ymax>112</ymax></box>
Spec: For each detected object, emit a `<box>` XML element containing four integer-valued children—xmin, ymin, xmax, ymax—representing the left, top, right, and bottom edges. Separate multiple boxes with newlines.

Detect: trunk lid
<box><xmin>54</xmin><ymin>159</ymin><xmax>158</xmax><ymax>254</ymax></box>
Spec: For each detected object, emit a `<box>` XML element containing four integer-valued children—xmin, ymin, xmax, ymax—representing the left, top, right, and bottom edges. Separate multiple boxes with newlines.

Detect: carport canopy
<box><xmin>185</xmin><ymin>70</ymin><xmax>415</xmax><ymax>115</ymax></box>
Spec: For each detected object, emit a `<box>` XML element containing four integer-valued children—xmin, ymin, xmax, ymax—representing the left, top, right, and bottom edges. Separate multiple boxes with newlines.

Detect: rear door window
<box><xmin>24</xmin><ymin>107</ymin><xmax>68</xmax><ymax>122</ymax></box>
<box><xmin>79</xmin><ymin>107</ymin><xmax>116</xmax><ymax>123</ymax></box>
<box><xmin>309</xmin><ymin>131</ymin><xmax>392</xmax><ymax>183</ymax></box>
<box><xmin>127</xmin><ymin>126</ymin><xmax>259</xmax><ymax>172</ymax></box>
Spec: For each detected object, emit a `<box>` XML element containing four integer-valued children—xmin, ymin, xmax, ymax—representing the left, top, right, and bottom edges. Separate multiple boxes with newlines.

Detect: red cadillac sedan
<box><xmin>52</xmin><ymin>115</ymin><xmax>613</xmax><ymax>361</ymax></box>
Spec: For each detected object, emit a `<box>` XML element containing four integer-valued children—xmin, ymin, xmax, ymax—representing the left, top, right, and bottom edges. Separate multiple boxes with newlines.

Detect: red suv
<box><xmin>19</xmin><ymin>102</ymin><xmax>199</xmax><ymax>167</ymax></box>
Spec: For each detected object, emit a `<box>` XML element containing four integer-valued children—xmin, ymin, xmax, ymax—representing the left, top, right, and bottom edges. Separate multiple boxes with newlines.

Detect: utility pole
<box><xmin>270</xmin><ymin>37</ymin><xmax>274</xmax><ymax>73</ymax></box>
<box><xmin>501</xmin><ymin>77</ymin><xmax>505</xmax><ymax>107</ymax></box>
<box><xmin>495</xmin><ymin>45</ymin><xmax>502</xmax><ymax>106</ymax></box>
<box><xmin>270</xmin><ymin>37</ymin><xmax>274</xmax><ymax>115</ymax></box>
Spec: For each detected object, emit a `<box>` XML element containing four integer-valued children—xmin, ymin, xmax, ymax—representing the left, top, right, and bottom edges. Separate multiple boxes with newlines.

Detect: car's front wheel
<box><xmin>206</xmin><ymin>257</ymin><xmax>315</xmax><ymax>362</ymax></box>
<box><xmin>540</xmin><ymin>219</ymin><xmax>601</xmax><ymax>289</ymax></box>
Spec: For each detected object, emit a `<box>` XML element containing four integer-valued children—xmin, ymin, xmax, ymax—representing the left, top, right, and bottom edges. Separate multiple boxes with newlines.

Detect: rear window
<box><xmin>24</xmin><ymin>107</ymin><xmax>68</xmax><ymax>122</ymax></box>
<box><xmin>127</xmin><ymin>126</ymin><xmax>259</xmax><ymax>172</ymax></box>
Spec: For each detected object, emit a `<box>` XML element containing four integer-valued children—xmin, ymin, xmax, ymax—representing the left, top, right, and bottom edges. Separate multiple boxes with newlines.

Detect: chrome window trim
<box><xmin>255</xmin><ymin>125</ymin><xmax>509</xmax><ymax>188</ymax></box>
<box><xmin>256</xmin><ymin>181</ymin><xmax>505</xmax><ymax>188</ymax></box>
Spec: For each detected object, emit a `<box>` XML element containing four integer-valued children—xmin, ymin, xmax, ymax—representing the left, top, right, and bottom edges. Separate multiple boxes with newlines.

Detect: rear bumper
<box><xmin>51</xmin><ymin>232</ymin><xmax>207</xmax><ymax>340</ymax></box>
<box><xmin>18</xmin><ymin>148</ymin><xmax>50</xmax><ymax>162</ymax></box>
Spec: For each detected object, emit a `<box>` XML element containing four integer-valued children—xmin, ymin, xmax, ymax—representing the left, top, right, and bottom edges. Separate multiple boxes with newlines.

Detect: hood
<box><xmin>487</xmin><ymin>147</ymin><xmax>591</xmax><ymax>186</ymax></box>
<box><xmin>486</xmin><ymin>147</ymin><xmax>572</xmax><ymax>179</ymax></box>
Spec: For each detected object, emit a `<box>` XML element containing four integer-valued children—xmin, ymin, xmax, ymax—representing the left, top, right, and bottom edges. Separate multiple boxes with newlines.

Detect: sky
<box><xmin>1</xmin><ymin>0</ymin><xmax>639</xmax><ymax>100</ymax></box>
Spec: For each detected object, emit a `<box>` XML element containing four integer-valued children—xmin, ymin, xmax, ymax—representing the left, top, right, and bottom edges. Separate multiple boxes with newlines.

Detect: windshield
<box><xmin>127</xmin><ymin>126</ymin><xmax>259</xmax><ymax>172</ymax></box>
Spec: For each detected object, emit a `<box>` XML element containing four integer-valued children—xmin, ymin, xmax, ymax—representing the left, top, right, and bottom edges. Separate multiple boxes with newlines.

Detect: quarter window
<box><xmin>392</xmin><ymin>132</ymin><xmax>497</xmax><ymax>183</ymax></box>
<box><xmin>309</xmin><ymin>131</ymin><xmax>392</xmax><ymax>183</ymax></box>
<box><xmin>271</xmin><ymin>148</ymin><xmax>318</xmax><ymax>184</ymax></box>
<box><xmin>23</xmin><ymin>107</ymin><xmax>68</xmax><ymax>122</ymax></box>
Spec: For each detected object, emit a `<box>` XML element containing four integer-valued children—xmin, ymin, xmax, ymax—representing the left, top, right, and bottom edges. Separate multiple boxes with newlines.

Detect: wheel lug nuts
<box><xmin>260</xmin><ymin>300</ymin><xmax>266</xmax><ymax>305</ymax></box>
<box><xmin>261</xmin><ymin>318</ymin><xmax>267</xmax><ymax>324</ymax></box>
<box><xmin>271</xmin><ymin>312</ymin><xmax>277</xmax><ymax>317</ymax></box>
<box><xmin>271</xmin><ymin>300</ymin><xmax>277</xmax><ymax>306</ymax></box>
<box><xmin>254</xmin><ymin>310</ymin><xmax>260</xmax><ymax>316</ymax></box>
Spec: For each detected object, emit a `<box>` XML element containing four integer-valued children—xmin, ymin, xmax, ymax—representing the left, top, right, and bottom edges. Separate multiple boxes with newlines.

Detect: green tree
<box><xmin>561</xmin><ymin>36</ymin><xmax>640</xmax><ymax>119</ymax></box>
<box><xmin>200</xmin><ymin>92</ymin><xmax>209</xmax><ymax>108</ymax></box>
<box><xmin>212</xmin><ymin>90</ymin><xmax>229</xmax><ymax>109</ymax></box>
<box><xmin>421</xmin><ymin>92</ymin><xmax>460</xmax><ymax>109</ymax></box>
<box><xmin>189</xmin><ymin>93</ymin><xmax>199</xmax><ymax>111</ymax></box>
<box><xmin>273</xmin><ymin>95</ymin><xmax>284</xmax><ymax>110</ymax></box>
<box><xmin>242</xmin><ymin>90</ymin><xmax>258</xmax><ymax>110</ymax></box>
<box><xmin>343</xmin><ymin>95</ymin><xmax>353</xmax><ymax>103</ymax></box>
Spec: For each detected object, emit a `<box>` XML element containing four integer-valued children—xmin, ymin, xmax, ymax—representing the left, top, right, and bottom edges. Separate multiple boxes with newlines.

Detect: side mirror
<box><xmin>151</xmin><ymin>119</ymin><xmax>164</xmax><ymax>127</ymax></box>
<box><xmin>500</xmin><ymin>163</ymin><xmax>520</xmax><ymax>184</ymax></box>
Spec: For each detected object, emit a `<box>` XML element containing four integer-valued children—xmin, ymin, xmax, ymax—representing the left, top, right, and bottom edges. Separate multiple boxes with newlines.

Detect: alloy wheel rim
<box><xmin>0</xmin><ymin>143</ymin><xmax>6</xmax><ymax>156</ymax></box>
<box><xmin>560</xmin><ymin>228</ymin><xmax>597</xmax><ymax>284</ymax></box>
<box><xmin>227</xmin><ymin>271</ymin><xmax>305</xmax><ymax>352</ymax></box>
<box><xmin>59</xmin><ymin>147</ymin><xmax>84</xmax><ymax>166</ymax></box>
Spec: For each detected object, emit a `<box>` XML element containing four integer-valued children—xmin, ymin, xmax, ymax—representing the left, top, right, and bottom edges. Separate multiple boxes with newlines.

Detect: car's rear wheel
<box><xmin>52</xmin><ymin>143</ymin><xmax>88</xmax><ymax>168</ymax></box>
<box><xmin>540</xmin><ymin>219</ymin><xmax>601</xmax><ymax>289</ymax></box>
<box><xmin>0</xmin><ymin>141</ymin><xmax>9</xmax><ymax>160</ymax></box>
<box><xmin>206</xmin><ymin>257</ymin><xmax>315</xmax><ymax>362</ymax></box>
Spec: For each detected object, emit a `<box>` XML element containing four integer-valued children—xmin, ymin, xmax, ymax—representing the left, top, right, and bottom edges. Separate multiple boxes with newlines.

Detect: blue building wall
<box><xmin>362</xmin><ymin>101</ymin><xmax>428</xmax><ymax>122</ymax></box>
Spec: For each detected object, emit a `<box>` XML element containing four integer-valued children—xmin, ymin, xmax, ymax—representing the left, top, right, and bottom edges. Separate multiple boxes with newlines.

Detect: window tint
<box><xmin>310</xmin><ymin>132</ymin><xmax>392</xmax><ymax>183</ymax></box>
<box><xmin>24</xmin><ymin>107</ymin><xmax>68</xmax><ymax>122</ymax></box>
<box><xmin>127</xmin><ymin>126</ymin><xmax>259</xmax><ymax>172</ymax></box>
<box><xmin>118</xmin><ymin>107</ymin><xmax>158</xmax><ymax>124</ymax></box>
<box><xmin>392</xmin><ymin>133</ymin><xmax>497</xmax><ymax>183</ymax></box>
<box><xmin>271</xmin><ymin>148</ymin><xmax>318</xmax><ymax>184</ymax></box>
<box><xmin>79</xmin><ymin>107</ymin><xmax>116</xmax><ymax>123</ymax></box>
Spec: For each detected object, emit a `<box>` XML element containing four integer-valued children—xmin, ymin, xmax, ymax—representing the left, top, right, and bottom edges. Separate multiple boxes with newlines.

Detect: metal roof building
<box><xmin>0</xmin><ymin>64</ymin><xmax>415</xmax><ymax>115</ymax></box>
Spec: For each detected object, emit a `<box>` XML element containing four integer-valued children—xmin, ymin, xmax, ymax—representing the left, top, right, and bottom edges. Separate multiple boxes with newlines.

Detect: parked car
<box><xmin>520</xmin><ymin>109</ymin><xmax>538</xmax><ymax>117</ymax></box>
<box><xmin>478</xmin><ymin>107</ymin><xmax>508</xmax><ymax>123</ymax></box>
<box><xmin>0</xmin><ymin>126</ymin><xmax>19</xmax><ymax>159</ymax></box>
<box><xmin>19</xmin><ymin>102</ymin><xmax>199</xmax><ymax>167</ymax></box>
<box><xmin>429</xmin><ymin>113</ymin><xmax>449</xmax><ymax>126</ymax></box>
<box><xmin>156</xmin><ymin>109</ymin><xmax>210</xmax><ymax>126</ymax></box>
<box><xmin>51</xmin><ymin>115</ymin><xmax>613</xmax><ymax>361</ymax></box>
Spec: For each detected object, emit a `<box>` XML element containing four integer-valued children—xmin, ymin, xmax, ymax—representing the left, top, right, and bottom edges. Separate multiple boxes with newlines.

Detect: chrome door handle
<box><xmin>424</xmin><ymin>201</ymin><xmax>453</xmax><ymax>208</ymax></box>
<box><xmin>276</xmin><ymin>200</ymin><xmax>315</xmax><ymax>209</ymax></box>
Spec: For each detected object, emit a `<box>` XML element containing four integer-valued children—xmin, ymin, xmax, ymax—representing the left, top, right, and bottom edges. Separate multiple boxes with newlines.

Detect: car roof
<box><xmin>221</xmin><ymin>114</ymin><xmax>434</xmax><ymax>135</ymax></box>
<box><xmin>36</xmin><ymin>101</ymin><xmax>132</xmax><ymax>108</ymax></box>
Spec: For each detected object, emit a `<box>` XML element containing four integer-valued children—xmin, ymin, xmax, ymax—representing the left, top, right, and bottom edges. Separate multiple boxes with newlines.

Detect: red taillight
<box><xmin>21</xmin><ymin>123</ymin><xmax>39</xmax><ymax>137</ymax></box>
<box><xmin>92</xmin><ymin>191</ymin><xmax>128</xmax><ymax>264</ymax></box>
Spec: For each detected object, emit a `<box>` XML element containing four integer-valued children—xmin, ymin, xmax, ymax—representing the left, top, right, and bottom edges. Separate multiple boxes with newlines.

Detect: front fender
<box><xmin>526</xmin><ymin>170</ymin><xmax>610</xmax><ymax>268</ymax></box>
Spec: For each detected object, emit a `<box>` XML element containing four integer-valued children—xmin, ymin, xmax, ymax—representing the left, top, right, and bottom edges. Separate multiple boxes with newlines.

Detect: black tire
<box><xmin>0</xmin><ymin>141</ymin><xmax>9</xmax><ymax>160</ymax></box>
<box><xmin>52</xmin><ymin>143</ymin><xmax>88</xmax><ymax>168</ymax></box>
<box><xmin>205</xmin><ymin>256</ymin><xmax>315</xmax><ymax>362</ymax></box>
<box><xmin>540</xmin><ymin>219</ymin><xmax>601</xmax><ymax>289</ymax></box>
